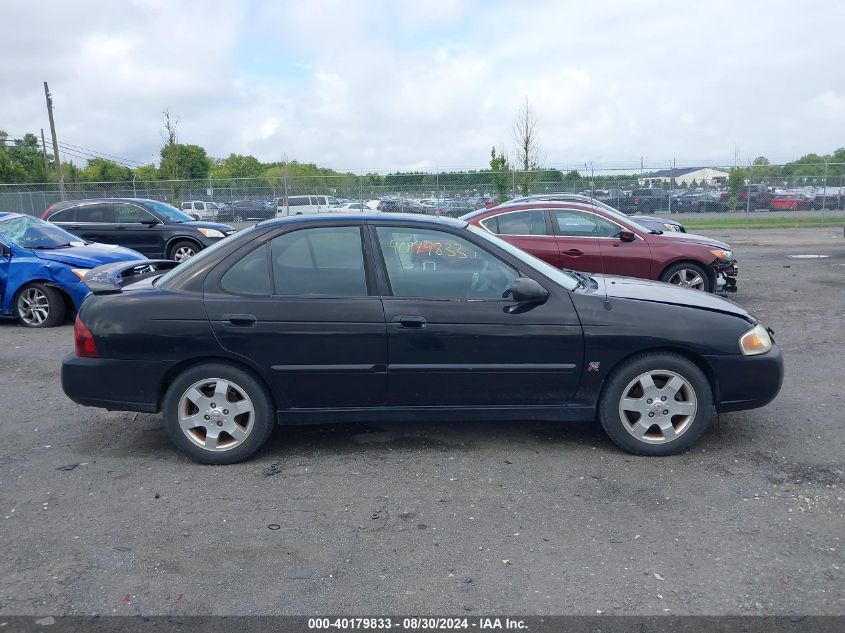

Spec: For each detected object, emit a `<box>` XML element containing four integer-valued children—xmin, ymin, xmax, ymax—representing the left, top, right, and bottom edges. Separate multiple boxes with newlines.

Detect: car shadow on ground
<box><xmin>68</xmin><ymin>410</ymin><xmax>754</xmax><ymax>465</ymax></box>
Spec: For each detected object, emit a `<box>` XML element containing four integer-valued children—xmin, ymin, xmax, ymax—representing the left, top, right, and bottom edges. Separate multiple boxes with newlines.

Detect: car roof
<box><xmin>47</xmin><ymin>198</ymin><xmax>167</xmax><ymax>209</ymax></box>
<box><xmin>256</xmin><ymin>212</ymin><xmax>467</xmax><ymax>229</ymax></box>
<box><xmin>0</xmin><ymin>211</ymin><xmax>25</xmax><ymax>220</ymax></box>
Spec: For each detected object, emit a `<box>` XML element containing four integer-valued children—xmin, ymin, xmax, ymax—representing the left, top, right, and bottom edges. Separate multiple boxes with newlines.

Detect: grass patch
<box><xmin>681</xmin><ymin>215</ymin><xmax>845</xmax><ymax>230</ymax></box>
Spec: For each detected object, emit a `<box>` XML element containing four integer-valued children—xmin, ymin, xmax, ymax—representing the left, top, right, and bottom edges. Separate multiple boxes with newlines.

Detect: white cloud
<box><xmin>2</xmin><ymin>0</ymin><xmax>844</xmax><ymax>173</ymax></box>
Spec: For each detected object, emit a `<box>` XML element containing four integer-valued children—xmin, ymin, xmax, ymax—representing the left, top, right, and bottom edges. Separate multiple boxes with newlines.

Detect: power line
<box><xmin>57</xmin><ymin>143</ymin><xmax>136</xmax><ymax>168</ymax></box>
<box><xmin>58</xmin><ymin>140</ymin><xmax>144</xmax><ymax>165</ymax></box>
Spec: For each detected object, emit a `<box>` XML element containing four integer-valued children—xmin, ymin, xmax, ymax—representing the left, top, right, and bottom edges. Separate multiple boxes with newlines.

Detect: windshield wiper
<box><xmin>649</xmin><ymin>229</ymin><xmax>664</xmax><ymax>235</ymax></box>
<box><xmin>31</xmin><ymin>243</ymin><xmax>73</xmax><ymax>249</ymax></box>
<box><xmin>563</xmin><ymin>268</ymin><xmax>593</xmax><ymax>290</ymax></box>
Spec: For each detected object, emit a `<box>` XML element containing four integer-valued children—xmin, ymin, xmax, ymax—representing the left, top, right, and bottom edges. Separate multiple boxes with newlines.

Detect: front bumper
<box><xmin>61</xmin><ymin>353</ymin><xmax>176</xmax><ymax>413</ymax></box>
<box><xmin>713</xmin><ymin>259</ymin><xmax>738</xmax><ymax>292</ymax></box>
<box><xmin>705</xmin><ymin>345</ymin><xmax>784</xmax><ymax>413</ymax></box>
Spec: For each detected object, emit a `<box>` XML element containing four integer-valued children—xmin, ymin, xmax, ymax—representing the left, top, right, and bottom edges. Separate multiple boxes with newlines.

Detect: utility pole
<box><xmin>40</xmin><ymin>128</ymin><xmax>50</xmax><ymax>178</ymax></box>
<box><xmin>43</xmin><ymin>82</ymin><xmax>65</xmax><ymax>200</ymax></box>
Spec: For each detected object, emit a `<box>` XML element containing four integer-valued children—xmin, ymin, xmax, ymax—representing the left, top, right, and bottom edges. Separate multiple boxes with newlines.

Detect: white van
<box><xmin>180</xmin><ymin>201</ymin><xmax>221</xmax><ymax>220</ymax></box>
<box><xmin>274</xmin><ymin>195</ymin><xmax>340</xmax><ymax>216</ymax></box>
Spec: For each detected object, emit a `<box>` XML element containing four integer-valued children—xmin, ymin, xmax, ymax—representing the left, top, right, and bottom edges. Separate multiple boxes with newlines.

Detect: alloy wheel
<box><xmin>667</xmin><ymin>268</ymin><xmax>706</xmax><ymax>290</ymax></box>
<box><xmin>618</xmin><ymin>369</ymin><xmax>698</xmax><ymax>444</ymax></box>
<box><xmin>173</xmin><ymin>245</ymin><xmax>197</xmax><ymax>262</ymax></box>
<box><xmin>177</xmin><ymin>378</ymin><xmax>255</xmax><ymax>452</ymax></box>
<box><xmin>17</xmin><ymin>287</ymin><xmax>50</xmax><ymax>326</ymax></box>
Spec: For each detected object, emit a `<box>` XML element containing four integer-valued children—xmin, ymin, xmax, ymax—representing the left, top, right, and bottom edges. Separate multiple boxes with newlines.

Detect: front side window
<box><xmin>483</xmin><ymin>210</ymin><xmax>549</xmax><ymax>236</ymax></box>
<box><xmin>375</xmin><ymin>226</ymin><xmax>519</xmax><ymax>300</ymax></box>
<box><xmin>553</xmin><ymin>210</ymin><xmax>620</xmax><ymax>238</ymax></box>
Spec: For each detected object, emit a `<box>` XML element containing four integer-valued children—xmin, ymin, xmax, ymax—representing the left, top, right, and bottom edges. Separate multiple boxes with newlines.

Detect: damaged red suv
<box><xmin>462</xmin><ymin>195</ymin><xmax>737</xmax><ymax>293</ymax></box>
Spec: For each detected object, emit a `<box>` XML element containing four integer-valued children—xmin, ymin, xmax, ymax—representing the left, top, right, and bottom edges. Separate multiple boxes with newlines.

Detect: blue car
<box><xmin>0</xmin><ymin>212</ymin><xmax>144</xmax><ymax>327</ymax></box>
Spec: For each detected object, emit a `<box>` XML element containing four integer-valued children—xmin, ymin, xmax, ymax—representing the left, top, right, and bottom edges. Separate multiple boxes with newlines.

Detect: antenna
<box><xmin>589</xmin><ymin>199</ymin><xmax>611</xmax><ymax>310</ymax></box>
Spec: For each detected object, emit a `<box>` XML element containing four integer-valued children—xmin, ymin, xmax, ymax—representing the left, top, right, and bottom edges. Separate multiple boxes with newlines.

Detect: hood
<box><xmin>591</xmin><ymin>274</ymin><xmax>753</xmax><ymax>320</ymax></box>
<box><xmin>634</xmin><ymin>214</ymin><xmax>682</xmax><ymax>226</ymax></box>
<box><xmin>175</xmin><ymin>220</ymin><xmax>235</xmax><ymax>232</ymax></box>
<box><xmin>649</xmin><ymin>230</ymin><xmax>730</xmax><ymax>249</ymax></box>
<box><xmin>33</xmin><ymin>242</ymin><xmax>145</xmax><ymax>268</ymax></box>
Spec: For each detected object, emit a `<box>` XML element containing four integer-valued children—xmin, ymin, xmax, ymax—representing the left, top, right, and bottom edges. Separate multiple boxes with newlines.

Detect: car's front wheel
<box><xmin>15</xmin><ymin>282</ymin><xmax>66</xmax><ymax>328</ymax></box>
<box><xmin>163</xmin><ymin>363</ymin><xmax>275</xmax><ymax>464</ymax></box>
<box><xmin>168</xmin><ymin>240</ymin><xmax>200</xmax><ymax>262</ymax></box>
<box><xmin>598</xmin><ymin>352</ymin><xmax>715</xmax><ymax>456</ymax></box>
<box><xmin>659</xmin><ymin>262</ymin><xmax>711</xmax><ymax>292</ymax></box>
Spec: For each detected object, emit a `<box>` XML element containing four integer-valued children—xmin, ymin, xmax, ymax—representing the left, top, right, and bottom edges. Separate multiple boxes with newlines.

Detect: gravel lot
<box><xmin>0</xmin><ymin>227</ymin><xmax>843</xmax><ymax>616</ymax></box>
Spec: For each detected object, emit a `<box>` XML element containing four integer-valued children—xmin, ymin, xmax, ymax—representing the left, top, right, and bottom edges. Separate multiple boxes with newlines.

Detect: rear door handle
<box><xmin>223</xmin><ymin>313</ymin><xmax>257</xmax><ymax>327</ymax></box>
<box><xmin>394</xmin><ymin>315</ymin><xmax>427</xmax><ymax>329</ymax></box>
<box><xmin>563</xmin><ymin>249</ymin><xmax>583</xmax><ymax>256</ymax></box>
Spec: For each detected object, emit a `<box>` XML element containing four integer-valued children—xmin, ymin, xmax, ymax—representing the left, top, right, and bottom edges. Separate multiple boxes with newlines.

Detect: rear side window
<box><xmin>316</xmin><ymin>196</ymin><xmax>327</xmax><ymax>205</ymax></box>
<box><xmin>288</xmin><ymin>197</ymin><xmax>307</xmax><ymax>207</ymax></box>
<box><xmin>48</xmin><ymin>207</ymin><xmax>75</xmax><ymax>222</ymax></box>
<box><xmin>485</xmin><ymin>210</ymin><xmax>549</xmax><ymax>236</ymax></box>
<box><xmin>271</xmin><ymin>226</ymin><xmax>367</xmax><ymax>296</ymax></box>
<box><xmin>75</xmin><ymin>203</ymin><xmax>113</xmax><ymax>222</ymax></box>
<box><xmin>220</xmin><ymin>243</ymin><xmax>271</xmax><ymax>295</ymax></box>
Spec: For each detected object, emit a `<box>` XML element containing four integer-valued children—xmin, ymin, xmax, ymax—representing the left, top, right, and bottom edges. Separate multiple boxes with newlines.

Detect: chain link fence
<box><xmin>2</xmin><ymin>164</ymin><xmax>844</xmax><ymax>222</ymax></box>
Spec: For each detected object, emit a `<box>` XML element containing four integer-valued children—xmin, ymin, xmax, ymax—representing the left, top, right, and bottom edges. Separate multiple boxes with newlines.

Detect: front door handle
<box><xmin>394</xmin><ymin>315</ymin><xmax>427</xmax><ymax>329</ymax></box>
<box><xmin>562</xmin><ymin>249</ymin><xmax>583</xmax><ymax>256</ymax></box>
<box><xmin>223</xmin><ymin>313</ymin><xmax>257</xmax><ymax>327</ymax></box>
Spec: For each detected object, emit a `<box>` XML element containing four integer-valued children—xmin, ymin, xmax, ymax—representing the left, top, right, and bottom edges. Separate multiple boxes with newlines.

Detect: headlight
<box><xmin>739</xmin><ymin>324</ymin><xmax>773</xmax><ymax>356</ymax></box>
<box><xmin>197</xmin><ymin>228</ymin><xmax>225</xmax><ymax>238</ymax></box>
<box><xmin>71</xmin><ymin>268</ymin><xmax>89</xmax><ymax>280</ymax></box>
<box><xmin>710</xmin><ymin>248</ymin><xmax>733</xmax><ymax>261</ymax></box>
<box><xmin>663</xmin><ymin>223</ymin><xmax>680</xmax><ymax>232</ymax></box>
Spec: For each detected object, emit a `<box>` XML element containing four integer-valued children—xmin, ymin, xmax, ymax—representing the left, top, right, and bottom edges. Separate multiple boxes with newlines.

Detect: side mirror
<box><xmin>618</xmin><ymin>230</ymin><xmax>637</xmax><ymax>242</ymax></box>
<box><xmin>510</xmin><ymin>277</ymin><xmax>549</xmax><ymax>304</ymax></box>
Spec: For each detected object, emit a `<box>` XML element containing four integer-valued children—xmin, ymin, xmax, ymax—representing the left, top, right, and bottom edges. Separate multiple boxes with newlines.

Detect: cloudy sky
<box><xmin>3</xmin><ymin>0</ymin><xmax>844</xmax><ymax>173</ymax></box>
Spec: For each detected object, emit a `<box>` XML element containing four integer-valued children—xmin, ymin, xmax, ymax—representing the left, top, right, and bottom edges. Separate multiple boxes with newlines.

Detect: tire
<box><xmin>15</xmin><ymin>282</ymin><xmax>66</xmax><ymax>328</ymax></box>
<box><xmin>168</xmin><ymin>240</ymin><xmax>200</xmax><ymax>262</ymax></box>
<box><xmin>659</xmin><ymin>262</ymin><xmax>711</xmax><ymax>292</ymax></box>
<box><xmin>162</xmin><ymin>363</ymin><xmax>275</xmax><ymax>464</ymax></box>
<box><xmin>598</xmin><ymin>352</ymin><xmax>715</xmax><ymax>456</ymax></box>
<box><xmin>233</xmin><ymin>214</ymin><xmax>244</xmax><ymax>222</ymax></box>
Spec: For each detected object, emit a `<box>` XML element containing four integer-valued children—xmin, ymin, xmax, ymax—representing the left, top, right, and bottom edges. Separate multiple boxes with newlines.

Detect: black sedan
<box><xmin>62</xmin><ymin>214</ymin><xmax>783</xmax><ymax>464</ymax></box>
<box><xmin>218</xmin><ymin>200</ymin><xmax>276</xmax><ymax>222</ymax></box>
<box><xmin>42</xmin><ymin>198</ymin><xmax>236</xmax><ymax>261</ymax></box>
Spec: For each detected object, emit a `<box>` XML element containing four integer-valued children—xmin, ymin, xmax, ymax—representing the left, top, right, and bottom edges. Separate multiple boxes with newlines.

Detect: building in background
<box><xmin>640</xmin><ymin>167</ymin><xmax>729</xmax><ymax>187</ymax></box>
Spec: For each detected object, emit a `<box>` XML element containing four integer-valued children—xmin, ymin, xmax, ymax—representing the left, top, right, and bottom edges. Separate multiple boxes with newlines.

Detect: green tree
<box><xmin>727</xmin><ymin>167</ymin><xmax>748</xmax><ymax>209</ymax></box>
<box><xmin>489</xmin><ymin>147</ymin><xmax>511</xmax><ymax>202</ymax></box>
<box><xmin>211</xmin><ymin>153</ymin><xmax>265</xmax><ymax>179</ymax></box>
<box><xmin>133</xmin><ymin>164</ymin><xmax>159</xmax><ymax>181</ymax></box>
<box><xmin>159</xmin><ymin>143</ymin><xmax>211</xmax><ymax>180</ymax></box>
<box><xmin>82</xmin><ymin>158</ymin><xmax>132</xmax><ymax>182</ymax></box>
<box><xmin>0</xmin><ymin>131</ymin><xmax>47</xmax><ymax>182</ymax></box>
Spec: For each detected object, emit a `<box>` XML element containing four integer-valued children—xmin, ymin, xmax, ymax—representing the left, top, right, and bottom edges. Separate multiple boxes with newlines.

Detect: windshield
<box><xmin>468</xmin><ymin>225</ymin><xmax>578</xmax><ymax>291</ymax></box>
<box><xmin>144</xmin><ymin>200</ymin><xmax>195</xmax><ymax>223</ymax></box>
<box><xmin>0</xmin><ymin>214</ymin><xmax>85</xmax><ymax>249</ymax></box>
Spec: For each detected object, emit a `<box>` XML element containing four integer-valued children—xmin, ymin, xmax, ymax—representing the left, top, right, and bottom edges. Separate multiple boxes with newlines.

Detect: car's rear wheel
<box><xmin>163</xmin><ymin>363</ymin><xmax>275</xmax><ymax>464</ymax></box>
<box><xmin>659</xmin><ymin>262</ymin><xmax>711</xmax><ymax>292</ymax></box>
<box><xmin>598</xmin><ymin>352</ymin><xmax>715</xmax><ymax>456</ymax></box>
<box><xmin>233</xmin><ymin>214</ymin><xmax>244</xmax><ymax>222</ymax></box>
<box><xmin>15</xmin><ymin>283</ymin><xmax>66</xmax><ymax>328</ymax></box>
<box><xmin>168</xmin><ymin>240</ymin><xmax>200</xmax><ymax>262</ymax></box>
